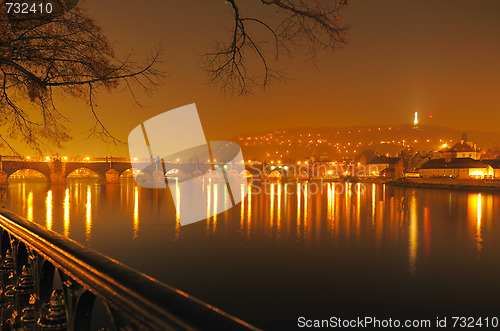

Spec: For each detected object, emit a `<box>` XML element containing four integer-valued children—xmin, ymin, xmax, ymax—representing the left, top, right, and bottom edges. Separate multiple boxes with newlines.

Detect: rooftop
<box><xmin>420</xmin><ymin>157</ymin><xmax>487</xmax><ymax>170</ymax></box>
<box><xmin>445</xmin><ymin>141</ymin><xmax>476</xmax><ymax>153</ymax></box>
<box><xmin>366</xmin><ymin>156</ymin><xmax>401</xmax><ymax>165</ymax></box>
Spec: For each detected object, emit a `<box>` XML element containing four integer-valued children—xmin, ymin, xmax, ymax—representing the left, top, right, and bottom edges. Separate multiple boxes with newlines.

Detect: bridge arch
<box><xmin>166</xmin><ymin>168</ymin><xmax>192</xmax><ymax>180</ymax></box>
<box><xmin>64</xmin><ymin>163</ymin><xmax>108</xmax><ymax>182</ymax></box>
<box><xmin>15</xmin><ymin>241</ymin><xmax>30</xmax><ymax>275</ymax></box>
<box><xmin>74</xmin><ymin>290</ymin><xmax>116</xmax><ymax>330</ymax></box>
<box><xmin>120</xmin><ymin>168</ymin><xmax>149</xmax><ymax>178</ymax></box>
<box><xmin>39</xmin><ymin>259</ymin><xmax>56</xmax><ymax>302</ymax></box>
<box><xmin>8</xmin><ymin>169</ymin><xmax>48</xmax><ymax>181</ymax></box>
<box><xmin>0</xmin><ymin>230</ymin><xmax>11</xmax><ymax>257</ymax></box>
<box><xmin>239</xmin><ymin>170</ymin><xmax>252</xmax><ymax>178</ymax></box>
<box><xmin>66</xmin><ymin>167</ymin><xmax>105</xmax><ymax>182</ymax></box>
<box><xmin>121</xmin><ymin>168</ymin><xmax>135</xmax><ymax>178</ymax></box>
<box><xmin>120</xmin><ymin>169</ymin><xmax>153</xmax><ymax>186</ymax></box>
<box><xmin>205</xmin><ymin>170</ymin><xmax>222</xmax><ymax>180</ymax></box>
<box><xmin>269</xmin><ymin>169</ymin><xmax>282</xmax><ymax>179</ymax></box>
<box><xmin>227</xmin><ymin>169</ymin><xmax>239</xmax><ymax>177</ymax></box>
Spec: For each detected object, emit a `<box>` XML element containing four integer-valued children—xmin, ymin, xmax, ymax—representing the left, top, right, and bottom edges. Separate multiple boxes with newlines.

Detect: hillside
<box><xmin>234</xmin><ymin>125</ymin><xmax>500</xmax><ymax>162</ymax></box>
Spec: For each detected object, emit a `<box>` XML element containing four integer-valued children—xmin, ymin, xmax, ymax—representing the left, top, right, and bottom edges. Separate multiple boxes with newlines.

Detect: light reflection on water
<box><xmin>5</xmin><ymin>179</ymin><xmax>496</xmax><ymax>264</ymax></box>
<box><xmin>4</xmin><ymin>178</ymin><xmax>500</xmax><ymax>329</ymax></box>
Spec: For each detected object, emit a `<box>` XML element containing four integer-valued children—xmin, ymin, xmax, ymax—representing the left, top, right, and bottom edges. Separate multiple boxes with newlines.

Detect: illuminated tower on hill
<box><xmin>413</xmin><ymin>111</ymin><xmax>419</xmax><ymax>129</ymax></box>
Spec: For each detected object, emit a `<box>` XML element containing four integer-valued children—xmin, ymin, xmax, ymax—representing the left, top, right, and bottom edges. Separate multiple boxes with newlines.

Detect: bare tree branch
<box><xmin>203</xmin><ymin>0</ymin><xmax>348</xmax><ymax>95</ymax></box>
<box><xmin>0</xmin><ymin>1</ymin><xmax>164</xmax><ymax>153</ymax></box>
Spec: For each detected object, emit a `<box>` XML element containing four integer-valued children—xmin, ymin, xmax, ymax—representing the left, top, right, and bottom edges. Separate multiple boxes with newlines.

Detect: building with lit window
<box><xmin>418</xmin><ymin>136</ymin><xmax>495</xmax><ymax>179</ymax></box>
<box><xmin>482</xmin><ymin>159</ymin><xmax>500</xmax><ymax>179</ymax></box>
<box><xmin>442</xmin><ymin>140</ymin><xmax>481</xmax><ymax>161</ymax></box>
<box><xmin>366</xmin><ymin>156</ymin><xmax>401</xmax><ymax>177</ymax></box>
<box><xmin>419</xmin><ymin>158</ymin><xmax>493</xmax><ymax>179</ymax></box>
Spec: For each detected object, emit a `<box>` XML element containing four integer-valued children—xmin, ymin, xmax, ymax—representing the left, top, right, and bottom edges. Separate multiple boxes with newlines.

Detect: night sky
<box><xmin>41</xmin><ymin>0</ymin><xmax>500</xmax><ymax>156</ymax></box>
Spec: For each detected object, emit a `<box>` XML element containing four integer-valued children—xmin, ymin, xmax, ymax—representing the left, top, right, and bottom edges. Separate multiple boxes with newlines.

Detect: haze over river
<box><xmin>4</xmin><ymin>178</ymin><xmax>500</xmax><ymax>330</ymax></box>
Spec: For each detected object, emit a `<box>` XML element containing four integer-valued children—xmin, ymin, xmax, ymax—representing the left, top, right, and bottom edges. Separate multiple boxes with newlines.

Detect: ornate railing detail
<box><xmin>0</xmin><ymin>209</ymin><xmax>257</xmax><ymax>331</ymax></box>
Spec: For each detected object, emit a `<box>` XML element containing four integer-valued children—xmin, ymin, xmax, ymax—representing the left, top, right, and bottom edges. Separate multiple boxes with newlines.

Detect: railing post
<box><xmin>0</xmin><ymin>155</ymin><xmax>7</xmax><ymax>186</ymax></box>
<box><xmin>21</xmin><ymin>295</ymin><xmax>37</xmax><ymax>331</ymax></box>
<box><xmin>38</xmin><ymin>290</ymin><xmax>68</xmax><ymax>330</ymax></box>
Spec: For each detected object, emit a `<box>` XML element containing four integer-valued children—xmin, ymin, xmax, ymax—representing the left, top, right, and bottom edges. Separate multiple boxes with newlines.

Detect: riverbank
<box><xmin>387</xmin><ymin>178</ymin><xmax>500</xmax><ymax>191</ymax></box>
<box><xmin>306</xmin><ymin>177</ymin><xmax>388</xmax><ymax>184</ymax></box>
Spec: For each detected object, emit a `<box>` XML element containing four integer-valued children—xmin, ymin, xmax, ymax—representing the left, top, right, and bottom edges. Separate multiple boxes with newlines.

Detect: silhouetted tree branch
<box><xmin>204</xmin><ymin>0</ymin><xmax>348</xmax><ymax>95</ymax></box>
<box><xmin>0</xmin><ymin>0</ymin><xmax>163</xmax><ymax>153</ymax></box>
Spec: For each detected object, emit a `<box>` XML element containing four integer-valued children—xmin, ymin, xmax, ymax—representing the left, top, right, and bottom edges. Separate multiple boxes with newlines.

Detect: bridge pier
<box><xmin>105</xmin><ymin>169</ymin><xmax>120</xmax><ymax>184</ymax></box>
<box><xmin>48</xmin><ymin>161</ymin><xmax>66</xmax><ymax>184</ymax></box>
<box><xmin>153</xmin><ymin>171</ymin><xmax>165</xmax><ymax>186</ymax></box>
<box><xmin>0</xmin><ymin>171</ymin><xmax>7</xmax><ymax>185</ymax></box>
<box><xmin>50</xmin><ymin>172</ymin><xmax>66</xmax><ymax>185</ymax></box>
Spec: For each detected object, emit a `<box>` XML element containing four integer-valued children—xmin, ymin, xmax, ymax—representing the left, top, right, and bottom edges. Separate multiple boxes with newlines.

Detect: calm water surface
<box><xmin>4</xmin><ymin>178</ymin><xmax>500</xmax><ymax>330</ymax></box>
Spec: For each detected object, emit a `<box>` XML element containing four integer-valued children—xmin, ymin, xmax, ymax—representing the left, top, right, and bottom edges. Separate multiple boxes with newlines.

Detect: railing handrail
<box><xmin>0</xmin><ymin>208</ymin><xmax>258</xmax><ymax>331</ymax></box>
<box><xmin>0</xmin><ymin>156</ymin><xmax>218</xmax><ymax>164</ymax></box>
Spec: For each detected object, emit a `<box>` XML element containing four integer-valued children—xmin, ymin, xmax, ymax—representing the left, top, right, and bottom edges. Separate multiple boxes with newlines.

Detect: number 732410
<box><xmin>5</xmin><ymin>2</ymin><xmax>53</xmax><ymax>14</ymax></box>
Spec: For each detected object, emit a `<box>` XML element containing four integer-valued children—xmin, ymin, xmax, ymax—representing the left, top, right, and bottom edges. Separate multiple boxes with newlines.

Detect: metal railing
<box><xmin>0</xmin><ymin>156</ymin><xmax>217</xmax><ymax>164</ymax></box>
<box><xmin>0</xmin><ymin>156</ymin><xmax>131</xmax><ymax>163</ymax></box>
<box><xmin>0</xmin><ymin>209</ymin><xmax>258</xmax><ymax>331</ymax></box>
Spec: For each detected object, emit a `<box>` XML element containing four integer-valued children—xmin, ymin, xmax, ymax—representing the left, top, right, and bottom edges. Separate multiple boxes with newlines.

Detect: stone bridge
<box><xmin>0</xmin><ymin>158</ymin><xmax>214</xmax><ymax>185</ymax></box>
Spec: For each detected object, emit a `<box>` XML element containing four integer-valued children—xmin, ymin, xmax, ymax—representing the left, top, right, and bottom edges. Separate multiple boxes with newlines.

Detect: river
<box><xmin>4</xmin><ymin>178</ymin><xmax>500</xmax><ymax>330</ymax></box>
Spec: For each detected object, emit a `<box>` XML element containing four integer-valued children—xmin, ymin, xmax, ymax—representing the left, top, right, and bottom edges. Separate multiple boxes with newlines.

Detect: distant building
<box><xmin>380</xmin><ymin>167</ymin><xmax>396</xmax><ymax>178</ymax></box>
<box><xmin>481</xmin><ymin>159</ymin><xmax>500</xmax><ymax>179</ymax></box>
<box><xmin>419</xmin><ymin>158</ymin><xmax>494</xmax><ymax>179</ymax></box>
<box><xmin>366</xmin><ymin>156</ymin><xmax>401</xmax><ymax>176</ymax></box>
<box><xmin>442</xmin><ymin>140</ymin><xmax>481</xmax><ymax>161</ymax></box>
<box><xmin>419</xmin><ymin>135</ymin><xmax>494</xmax><ymax>179</ymax></box>
<box><xmin>317</xmin><ymin>153</ymin><xmax>335</xmax><ymax>162</ymax></box>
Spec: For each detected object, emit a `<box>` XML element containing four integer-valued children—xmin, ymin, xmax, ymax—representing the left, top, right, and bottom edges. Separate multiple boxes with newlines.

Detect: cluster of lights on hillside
<box><xmin>238</xmin><ymin>127</ymin><xmax>455</xmax><ymax>163</ymax></box>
